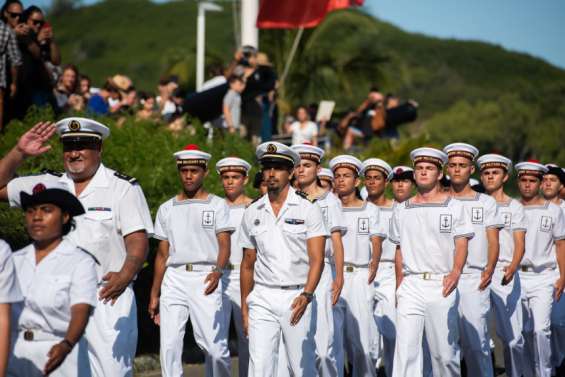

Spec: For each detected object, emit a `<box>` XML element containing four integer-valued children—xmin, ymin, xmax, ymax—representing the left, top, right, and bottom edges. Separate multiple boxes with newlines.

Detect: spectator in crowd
<box><xmin>53</xmin><ymin>64</ymin><xmax>83</xmax><ymax>113</ymax></box>
<box><xmin>222</xmin><ymin>75</ymin><xmax>245</xmax><ymax>134</ymax></box>
<box><xmin>285</xmin><ymin>106</ymin><xmax>318</xmax><ymax>146</ymax></box>
<box><xmin>136</xmin><ymin>92</ymin><xmax>158</xmax><ymax>121</ymax></box>
<box><xmin>79</xmin><ymin>74</ymin><xmax>92</xmax><ymax>100</ymax></box>
<box><xmin>87</xmin><ymin>80</ymin><xmax>119</xmax><ymax>115</ymax></box>
<box><xmin>200</xmin><ymin>62</ymin><xmax>226</xmax><ymax>92</ymax></box>
<box><xmin>0</xmin><ymin>0</ymin><xmax>21</xmax><ymax>131</ymax></box>
<box><xmin>156</xmin><ymin>75</ymin><xmax>179</xmax><ymax>122</ymax></box>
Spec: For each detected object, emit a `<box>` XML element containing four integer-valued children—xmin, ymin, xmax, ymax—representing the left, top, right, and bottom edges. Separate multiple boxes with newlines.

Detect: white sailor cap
<box><xmin>470</xmin><ymin>178</ymin><xmax>480</xmax><ymax>187</ymax></box>
<box><xmin>329</xmin><ymin>155</ymin><xmax>363</xmax><ymax>175</ymax></box>
<box><xmin>290</xmin><ymin>144</ymin><xmax>324</xmax><ymax>163</ymax></box>
<box><xmin>256</xmin><ymin>141</ymin><xmax>300</xmax><ymax>167</ymax></box>
<box><xmin>318</xmin><ymin>168</ymin><xmax>334</xmax><ymax>181</ymax></box>
<box><xmin>443</xmin><ymin>142</ymin><xmax>479</xmax><ymax>161</ymax></box>
<box><xmin>174</xmin><ymin>144</ymin><xmax>211</xmax><ymax>168</ymax></box>
<box><xmin>515</xmin><ymin>160</ymin><xmax>548</xmax><ymax>179</ymax></box>
<box><xmin>410</xmin><ymin>147</ymin><xmax>448</xmax><ymax>167</ymax></box>
<box><xmin>56</xmin><ymin>117</ymin><xmax>110</xmax><ymax>141</ymax></box>
<box><xmin>215</xmin><ymin>157</ymin><xmax>252</xmax><ymax>175</ymax></box>
<box><xmin>391</xmin><ymin>166</ymin><xmax>414</xmax><ymax>181</ymax></box>
<box><xmin>476</xmin><ymin>154</ymin><xmax>512</xmax><ymax>172</ymax></box>
<box><xmin>362</xmin><ymin>158</ymin><xmax>393</xmax><ymax>180</ymax></box>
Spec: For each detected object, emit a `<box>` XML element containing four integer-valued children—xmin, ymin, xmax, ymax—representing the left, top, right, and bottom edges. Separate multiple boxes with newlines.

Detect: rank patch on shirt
<box><xmin>88</xmin><ymin>207</ymin><xmax>112</xmax><ymax>212</ymax></box>
<box><xmin>358</xmin><ymin>218</ymin><xmax>369</xmax><ymax>234</ymax></box>
<box><xmin>540</xmin><ymin>216</ymin><xmax>552</xmax><ymax>233</ymax></box>
<box><xmin>202</xmin><ymin>211</ymin><xmax>215</xmax><ymax>228</ymax></box>
<box><xmin>439</xmin><ymin>214</ymin><xmax>452</xmax><ymax>233</ymax></box>
<box><xmin>285</xmin><ymin>218</ymin><xmax>305</xmax><ymax>225</ymax></box>
<box><xmin>501</xmin><ymin>212</ymin><xmax>511</xmax><ymax>228</ymax></box>
<box><xmin>471</xmin><ymin>207</ymin><xmax>484</xmax><ymax>224</ymax></box>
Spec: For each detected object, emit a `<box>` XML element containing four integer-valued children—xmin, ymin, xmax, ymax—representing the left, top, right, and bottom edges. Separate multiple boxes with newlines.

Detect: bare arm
<box><xmin>149</xmin><ymin>240</ymin><xmax>169</xmax><ymax>324</ymax></box>
<box><xmin>99</xmin><ymin>230</ymin><xmax>149</xmax><ymax>304</ymax></box>
<box><xmin>503</xmin><ymin>230</ymin><xmax>525</xmax><ymax>285</ymax></box>
<box><xmin>0</xmin><ymin>303</ymin><xmax>9</xmax><ymax>377</ymax></box>
<box><xmin>330</xmin><ymin>231</ymin><xmax>344</xmax><ymax>305</ymax></box>
<box><xmin>554</xmin><ymin>239</ymin><xmax>565</xmax><ymax>301</ymax></box>
<box><xmin>368</xmin><ymin>236</ymin><xmax>383</xmax><ymax>284</ymax></box>
<box><xmin>394</xmin><ymin>246</ymin><xmax>403</xmax><ymax>289</ymax></box>
<box><xmin>43</xmin><ymin>303</ymin><xmax>92</xmax><ymax>375</ymax></box>
<box><xmin>479</xmin><ymin>228</ymin><xmax>500</xmax><ymax>290</ymax></box>
<box><xmin>240</xmin><ymin>248</ymin><xmax>257</xmax><ymax>336</ymax></box>
<box><xmin>204</xmin><ymin>231</ymin><xmax>231</xmax><ymax>295</ymax></box>
<box><xmin>48</xmin><ymin>40</ymin><xmax>61</xmax><ymax>66</ymax></box>
<box><xmin>223</xmin><ymin>103</ymin><xmax>233</xmax><ymax>129</ymax></box>
<box><xmin>443</xmin><ymin>237</ymin><xmax>469</xmax><ymax>297</ymax></box>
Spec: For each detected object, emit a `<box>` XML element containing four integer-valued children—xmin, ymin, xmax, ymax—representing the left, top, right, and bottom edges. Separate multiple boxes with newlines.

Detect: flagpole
<box><xmin>279</xmin><ymin>26</ymin><xmax>305</xmax><ymax>89</ymax></box>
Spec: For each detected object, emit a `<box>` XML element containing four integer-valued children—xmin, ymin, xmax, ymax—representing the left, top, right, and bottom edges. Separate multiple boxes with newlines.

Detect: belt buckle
<box><xmin>186</xmin><ymin>264</ymin><xmax>193</xmax><ymax>272</ymax></box>
<box><xmin>422</xmin><ymin>272</ymin><xmax>431</xmax><ymax>280</ymax></box>
<box><xmin>24</xmin><ymin>330</ymin><xmax>34</xmax><ymax>341</ymax></box>
<box><xmin>345</xmin><ymin>266</ymin><xmax>354</xmax><ymax>273</ymax></box>
<box><xmin>227</xmin><ymin>264</ymin><xmax>234</xmax><ymax>270</ymax></box>
<box><xmin>521</xmin><ymin>266</ymin><xmax>529</xmax><ymax>272</ymax></box>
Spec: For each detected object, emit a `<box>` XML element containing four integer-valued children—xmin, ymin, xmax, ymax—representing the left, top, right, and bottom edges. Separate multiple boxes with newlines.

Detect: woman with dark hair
<box><xmin>7</xmin><ymin>183</ymin><xmax>97</xmax><ymax>376</ymax></box>
<box><xmin>1</xmin><ymin>0</ymin><xmax>23</xmax><ymax>27</ymax></box>
<box><xmin>54</xmin><ymin>64</ymin><xmax>84</xmax><ymax>113</ymax></box>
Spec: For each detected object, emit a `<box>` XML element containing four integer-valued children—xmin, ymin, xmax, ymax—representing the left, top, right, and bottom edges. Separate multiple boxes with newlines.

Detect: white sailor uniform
<box><xmin>154</xmin><ymin>194</ymin><xmax>234</xmax><ymax>377</ymax></box>
<box><xmin>8</xmin><ymin>239</ymin><xmax>97</xmax><ymax>377</ymax></box>
<box><xmin>0</xmin><ymin>240</ymin><xmax>22</xmax><ymax>305</ymax></box>
<box><xmin>551</xmin><ymin>199</ymin><xmax>565</xmax><ymax>369</ymax></box>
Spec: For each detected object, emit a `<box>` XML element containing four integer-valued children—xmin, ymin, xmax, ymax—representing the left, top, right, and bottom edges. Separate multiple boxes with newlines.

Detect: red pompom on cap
<box><xmin>32</xmin><ymin>183</ymin><xmax>46</xmax><ymax>194</ymax></box>
<box><xmin>184</xmin><ymin>144</ymin><xmax>200</xmax><ymax>151</ymax></box>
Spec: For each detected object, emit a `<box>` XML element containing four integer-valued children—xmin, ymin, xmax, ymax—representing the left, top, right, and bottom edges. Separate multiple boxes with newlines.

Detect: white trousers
<box><xmin>8</xmin><ymin>334</ymin><xmax>90</xmax><ymax>377</ymax></box>
<box><xmin>457</xmin><ymin>272</ymin><xmax>493</xmax><ymax>377</ymax></box>
<box><xmin>278</xmin><ymin>263</ymin><xmax>338</xmax><ymax>377</ymax></box>
<box><xmin>247</xmin><ymin>284</ymin><xmax>317</xmax><ymax>377</ymax></box>
<box><xmin>85</xmin><ymin>284</ymin><xmax>137</xmax><ymax>377</ymax></box>
<box><xmin>159</xmin><ymin>267</ymin><xmax>231</xmax><ymax>377</ymax></box>
<box><xmin>334</xmin><ymin>267</ymin><xmax>378</xmax><ymax>377</ymax></box>
<box><xmin>393</xmin><ymin>275</ymin><xmax>460</xmax><ymax>377</ymax></box>
<box><xmin>489</xmin><ymin>267</ymin><xmax>524</xmax><ymax>377</ymax></box>
<box><xmin>222</xmin><ymin>269</ymin><xmax>249</xmax><ymax>377</ymax></box>
<box><xmin>372</xmin><ymin>262</ymin><xmax>396</xmax><ymax>377</ymax></box>
<box><xmin>551</xmin><ymin>268</ymin><xmax>565</xmax><ymax>368</ymax></box>
<box><xmin>520</xmin><ymin>269</ymin><xmax>554</xmax><ymax>377</ymax></box>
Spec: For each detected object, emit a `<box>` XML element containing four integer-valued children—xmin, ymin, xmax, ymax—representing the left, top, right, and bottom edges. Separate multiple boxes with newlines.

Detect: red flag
<box><xmin>257</xmin><ymin>0</ymin><xmax>364</xmax><ymax>29</ymax></box>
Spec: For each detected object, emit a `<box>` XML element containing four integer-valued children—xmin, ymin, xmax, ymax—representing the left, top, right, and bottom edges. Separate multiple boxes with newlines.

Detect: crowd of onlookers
<box><xmin>0</xmin><ymin>0</ymin><xmax>419</xmax><ymax>150</ymax></box>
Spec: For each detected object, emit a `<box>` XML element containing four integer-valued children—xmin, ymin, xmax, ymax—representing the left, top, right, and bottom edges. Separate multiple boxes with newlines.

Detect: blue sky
<box><xmin>26</xmin><ymin>0</ymin><xmax>565</xmax><ymax>69</ymax></box>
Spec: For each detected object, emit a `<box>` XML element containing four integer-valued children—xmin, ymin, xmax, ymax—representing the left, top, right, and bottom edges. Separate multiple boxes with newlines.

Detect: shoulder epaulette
<box><xmin>40</xmin><ymin>168</ymin><xmax>63</xmax><ymax>177</ymax></box>
<box><xmin>114</xmin><ymin>171</ymin><xmax>138</xmax><ymax>184</ymax></box>
<box><xmin>295</xmin><ymin>190</ymin><xmax>312</xmax><ymax>202</ymax></box>
<box><xmin>249</xmin><ymin>196</ymin><xmax>262</xmax><ymax>206</ymax></box>
<box><xmin>78</xmin><ymin>247</ymin><xmax>100</xmax><ymax>265</ymax></box>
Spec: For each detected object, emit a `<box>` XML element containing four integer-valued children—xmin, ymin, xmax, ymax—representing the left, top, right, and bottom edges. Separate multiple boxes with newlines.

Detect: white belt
<box><xmin>256</xmin><ymin>282</ymin><xmax>304</xmax><ymax>290</ymax></box>
<box><xmin>19</xmin><ymin>329</ymin><xmax>62</xmax><ymax>342</ymax></box>
<box><xmin>170</xmin><ymin>263</ymin><xmax>215</xmax><ymax>272</ymax></box>
<box><xmin>226</xmin><ymin>263</ymin><xmax>240</xmax><ymax>271</ymax></box>
<box><xmin>520</xmin><ymin>265</ymin><xmax>555</xmax><ymax>273</ymax></box>
<box><xmin>379</xmin><ymin>261</ymin><xmax>395</xmax><ymax>268</ymax></box>
<box><xmin>344</xmin><ymin>263</ymin><xmax>368</xmax><ymax>272</ymax></box>
<box><xmin>405</xmin><ymin>272</ymin><xmax>445</xmax><ymax>281</ymax></box>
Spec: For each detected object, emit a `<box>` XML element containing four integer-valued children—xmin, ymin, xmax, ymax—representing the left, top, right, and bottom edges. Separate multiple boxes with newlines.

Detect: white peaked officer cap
<box><xmin>443</xmin><ymin>142</ymin><xmax>480</xmax><ymax>161</ymax></box>
<box><xmin>215</xmin><ymin>157</ymin><xmax>252</xmax><ymax>175</ymax></box>
<box><xmin>290</xmin><ymin>144</ymin><xmax>325</xmax><ymax>163</ymax></box>
<box><xmin>318</xmin><ymin>168</ymin><xmax>334</xmax><ymax>181</ymax></box>
<box><xmin>477</xmin><ymin>154</ymin><xmax>512</xmax><ymax>172</ymax></box>
<box><xmin>174</xmin><ymin>144</ymin><xmax>212</xmax><ymax>168</ymax></box>
<box><xmin>362</xmin><ymin>158</ymin><xmax>393</xmax><ymax>180</ymax></box>
<box><xmin>329</xmin><ymin>155</ymin><xmax>363</xmax><ymax>175</ymax></box>
<box><xmin>410</xmin><ymin>147</ymin><xmax>448</xmax><ymax>167</ymax></box>
<box><xmin>256</xmin><ymin>141</ymin><xmax>300</xmax><ymax>167</ymax></box>
<box><xmin>515</xmin><ymin>160</ymin><xmax>548</xmax><ymax>179</ymax></box>
<box><xmin>56</xmin><ymin>117</ymin><xmax>110</xmax><ymax>141</ymax></box>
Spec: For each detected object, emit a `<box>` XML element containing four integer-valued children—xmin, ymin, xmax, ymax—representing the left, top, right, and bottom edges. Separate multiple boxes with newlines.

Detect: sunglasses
<box><xmin>31</xmin><ymin>19</ymin><xmax>45</xmax><ymax>27</ymax></box>
<box><xmin>7</xmin><ymin>11</ymin><xmax>21</xmax><ymax>18</ymax></box>
<box><xmin>62</xmin><ymin>140</ymin><xmax>100</xmax><ymax>152</ymax></box>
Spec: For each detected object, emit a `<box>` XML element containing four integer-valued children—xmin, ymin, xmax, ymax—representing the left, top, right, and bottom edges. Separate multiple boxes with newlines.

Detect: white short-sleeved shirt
<box><xmin>7</xmin><ymin>165</ymin><xmax>154</xmax><ymax>281</ymax></box>
<box><xmin>238</xmin><ymin>187</ymin><xmax>329</xmax><ymax>286</ymax></box>
<box><xmin>290</xmin><ymin>121</ymin><xmax>318</xmax><ymax>145</ymax></box>
<box><xmin>341</xmin><ymin>201</ymin><xmax>386</xmax><ymax>266</ymax></box>
<box><xmin>522</xmin><ymin>201</ymin><xmax>565</xmax><ymax>269</ymax></box>
<box><xmin>497</xmin><ymin>199</ymin><xmax>527</xmax><ymax>264</ymax></box>
<box><xmin>378</xmin><ymin>204</ymin><xmax>396</xmax><ymax>262</ymax></box>
<box><xmin>390</xmin><ymin>197</ymin><xmax>475</xmax><ymax>275</ymax></box>
<box><xmin>11</xmin><ymin>240</ymin><xmax>98</xmax><ymax>336</ymax></box>
<box><xmin>455</xmin><ymin>193</ymin><xmax>504</xmax><ymax>272</ymax></box>
<box><xmin>226</xmin><ymin>203</ymin><xmax>247</xmax><ymax>265</ymax></box>
<box><xmin>0</xmin><ymin>240</ymin><xmax>22</xmax><ymax>303</ymax></box>
<box><xmin>153</xmin><ymin>194</ymin><xmax>234</xmax><ymax>266</ymax></box>
<box><xmin>314</xmin><ymin>190</ymin><xmax>347</xmax><ymax>259</ymax></box>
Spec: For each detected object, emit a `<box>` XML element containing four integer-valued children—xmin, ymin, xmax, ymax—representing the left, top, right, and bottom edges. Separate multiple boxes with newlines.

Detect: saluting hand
<box><xmin>204</xmin><ymin>271</ymin><xmax>222</xmax><ymax>295</ymax></box>
<box><xmin>442</xmin><ymin>270</ymin><xmax>461</xmax><ymax>297</ymax></box>
<box><xmin>99</xmin><ymin>272</ymin><xmax>130</xmax><ymax>305</ymax></box>
<box><xmin>17</xmin><ymin>122</ymin><xmax>56</xmax><ymax>157</ymax></box>
<box><xmin>43</xmin><ymin>341</ymin><xmax>71</xmax><ymax>375</ymax></box>
<box><xmin>555</xmin><ymin>277</ymin><xmax>565</xmax><ymax>301</ymax></box>
<box><xmin>290</xmin><ymin>295</ymin><xmax>309</xmax><ymax>326</ymax></box>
